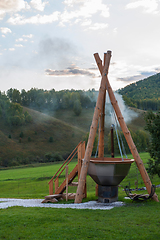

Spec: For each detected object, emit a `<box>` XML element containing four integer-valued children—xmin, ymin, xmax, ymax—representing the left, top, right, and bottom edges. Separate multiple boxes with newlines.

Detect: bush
<box><xmin>49</xmin><ymin>136</ymin><xmax>53</xmax><ymax>142</ymax></box>
<box><xmin>24</xmin><ymin>111</ymin><xmax>32</xmax><ymax>123</ymax></box>
<box><xmin>19</xmin><ymin>131</ymin><xmax>24</xmax><ymax>138</ymax></box>
<box><xmin>45</xmin><ymin>152</ymin><xmax>63</xmax><ymax>162</ymax></box>
<box><xmin>73</xmin><ymin>99</ymin><xmax>82</xmax><ymax>116</ymax></box>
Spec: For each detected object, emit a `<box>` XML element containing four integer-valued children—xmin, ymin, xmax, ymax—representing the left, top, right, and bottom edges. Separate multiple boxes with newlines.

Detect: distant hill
<box><xmin>118</xmin><ymin>73</ymin><xmax>160</xmax><ymax>110</ymax></box>
<box><xmin>0</xmin><ymin>107</ymin><xmax>86</xmax><ymax>167</ymax></box>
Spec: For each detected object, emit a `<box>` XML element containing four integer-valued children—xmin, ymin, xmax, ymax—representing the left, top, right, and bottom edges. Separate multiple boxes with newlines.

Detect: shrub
<box><xmin>49</xmin><ymin>136</ymin><xmax>53</xmax><ymax>142</ymax></box>
<box><xmin>19</xmin><ymin>131</ymin><xmax>24</xmax><ymax>138</ymax></box>
<box><xmin>45</xmin><ymin>152</ymin><xmax>63</xmax><ymax>162</ymax></box>
<box><xmin>24</xmin><ymin>111</ymin><xmax>32</xmax><ymax>123</ymax></box>
<box><xmin>73</xmin><ymin>99</ymin><xmax>82</xmax><ymax>116</ymax></box>
<box><xmin>52</xmin><ymin>152</ymin><xmax>63</xmax><ymax>162</ymax></box>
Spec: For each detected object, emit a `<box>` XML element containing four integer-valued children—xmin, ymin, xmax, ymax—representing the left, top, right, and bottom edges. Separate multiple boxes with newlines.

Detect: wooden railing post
<box><xmin>49</xmin><ymin>180</ymin><xmax>53</xmax><ymax>195</ymax></box>
<box><xmin>55</xmin><ymin>178</ymin><xmax>59</xmax><ymax>192</ymax></box>
<box><xmin>78</xmin><ymin>144</ymin><xmax>82</xmax><ymax>180</ymax></box>
<box><xmin>65</xmin><ymin>165</ymin><xmax>68</xmax><ymax>201</ymax></box>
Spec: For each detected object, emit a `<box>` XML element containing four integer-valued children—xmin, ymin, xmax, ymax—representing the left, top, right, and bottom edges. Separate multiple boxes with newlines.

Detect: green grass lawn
<box><xmin>0</xmin><ymin>152</ymin><xmax>160</xmax><ymax>239</ymax></box>
<box><xmin>0</xmin><ymin>152</ymin><xmax>159</xmax><ymax>199</ymax></box>
<box><xmin>0</xmin><ymin>201</ymin><xmax>160</xmax><ymax>240</ymax></box>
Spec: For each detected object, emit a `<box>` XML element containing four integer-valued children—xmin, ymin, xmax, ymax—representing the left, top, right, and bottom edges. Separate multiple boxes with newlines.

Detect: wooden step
<box><xmin>69</xmin><ymin>182</ymin><xmax>78</xmax><ymax>187</ymax></box>
<box><xmin>42</xmin><ymin>194</ymin><xmax>63</xmax><ymax>203</ymax></box>
<box><xmin>42</xmin><ymin>193</ymin><xmax>77</xmax><ymax>203</ymax></box>
<box><xmin>62</xmin><ymin>193</ymin><xmax>76</xmax><ymax>200</ymax></box>
<box><xmin>44</xmin><ymin>194</ymin><xmax>62</xmax><ymax>200</ymax></box>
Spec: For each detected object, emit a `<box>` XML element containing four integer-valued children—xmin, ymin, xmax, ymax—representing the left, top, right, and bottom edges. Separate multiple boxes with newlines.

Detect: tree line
<box><xmin>0</xmin><ymin>91</ymin><xmax>32</xmax><ymax>126</ymax></box>
<box><xmin>118</xmin><ymin>73</ymin><xmax>160</xmax><ymax>110</ymax></box>
<box><xmin>122</xmin><ymin>95</ymin><xmax>160</xmax><ymax>111</ymax></box>
<box><xmin>6</xmin><ymin>88</ymin><xmax>97</xmax><ymax>116</ymax></box>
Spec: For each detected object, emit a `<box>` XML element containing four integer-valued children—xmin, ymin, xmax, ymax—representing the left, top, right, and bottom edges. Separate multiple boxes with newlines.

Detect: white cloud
<box><xmin>7</xmin><ymin>12</ymin><xmax>60</xmax><ymax>25</ymax></box>
<box><xmin>15</xmin><ymin>44</ymin><xmax>24</xmax><ymax>47</ymax></box>
<box><xmin>0</xmin><ymin>27</ymin><xmax>11</xmax><ymax>34</ymax></box>
<box><xmin>64</xmin><ymin>0</ymin><xmax>109</xmax><ymax>18</ymax></box>
<box><xmin>87</xmin><ymin>23</ymin><xmax>108</xmax><ymax>31</ymax></box>
<box><xmin>60</xmin><ymin>0</ymin><xmax>110</xmax><ymax>25</ymax></box>
<box><xmin>113</xmin><ymin>28</ymin><xmax>118</xmax><ymax>34</ymax></box>
<box><xmin>16</xmin><ymin>37</ymin><xmax>27</xmax><ymax>42</ymax></box>
<box><xmin>0</xmin><ymin>0</ymin><xmax>30</xmax><ymax>19</ymax></box>
<box><xmin>9</xmin><ymin>48</ymin><xmax>15</xmax><ymax>51</ymax></box>
<box><xmin>7</xmin><ymin>0</ymin><xmax>109</xmax><ymax>28</ymax></box>
<box><xmin>22</xmin><ymin>34</ymin><xmax>33</xmax><ymax>38</ymax></box>
<box><xmin>126</xmin><ymin>0</ymin><xmax>159</xmax><ymax>14</ymax></box>
<box><xmin>79</xmin><ymin>19</ymin><xmax>92</xmax><ymax>26</ymax></box>
<box><xmin>30</xmin><ymin>0</ymin><xmax>48</xmax><ymax>12</ymax></box>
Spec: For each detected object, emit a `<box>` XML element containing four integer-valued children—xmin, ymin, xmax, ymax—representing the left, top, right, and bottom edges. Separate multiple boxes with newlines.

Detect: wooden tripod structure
<box><xmin>75</xmin><ymin>50</ymin><xmax>159</xmax><ymax>203</ymax></box>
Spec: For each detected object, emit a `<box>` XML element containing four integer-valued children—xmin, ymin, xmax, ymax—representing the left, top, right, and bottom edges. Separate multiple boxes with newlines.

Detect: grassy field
<box><xmin>0</xmin><ymin>152</ymin><xmax>159</xmax><ymax>199</ymax></box>
<box><xmin>0</xmin><ymin>202</ymin><xmax>160</xmax><ymax>240</ymax></box>
<box><xmin>0</xmin><ymin>152</ymin><xmax>160</xmax><ymax>239</ymax></box>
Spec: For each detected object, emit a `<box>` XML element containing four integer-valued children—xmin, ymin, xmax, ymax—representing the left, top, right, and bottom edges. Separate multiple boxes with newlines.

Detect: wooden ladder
<box><xmin>45</xmin><ymin>141</ymin><xmax>86</xmax><ymax>201</ymax></box>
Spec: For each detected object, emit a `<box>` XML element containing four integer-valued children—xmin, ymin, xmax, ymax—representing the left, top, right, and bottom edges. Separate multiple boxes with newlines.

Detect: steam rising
<box><xmin>105</xmin><ymin>92</ymin><xmax>138</xmax><ymax>126</ymax></box>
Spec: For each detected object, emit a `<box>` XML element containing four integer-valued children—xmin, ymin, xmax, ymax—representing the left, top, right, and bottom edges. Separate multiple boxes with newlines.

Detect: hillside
<box><xmin>118</xmin><ymin>73</ymin><xmax>160</xmax><ymax>110</ymax></box>
<box><xmin>0</xmin><ymin>107</ymin><xmax>87</xmax><ymax>167</ymax></box>
<box><xmin>0</xmin><ymin>96</ymin><xmax>149</xmax><ymax>167</ymax></box>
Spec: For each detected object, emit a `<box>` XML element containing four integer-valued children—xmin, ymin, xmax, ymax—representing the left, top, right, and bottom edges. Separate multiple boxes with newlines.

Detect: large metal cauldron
<box><xmin>87</xmin><ymin>157</ymin><xmax>134</xmax><ymax>203</ymax></box>
<box><xmin>88</xmin><ymin>157</ymin><xmax>134</xmax><ymax>186</ymax></box>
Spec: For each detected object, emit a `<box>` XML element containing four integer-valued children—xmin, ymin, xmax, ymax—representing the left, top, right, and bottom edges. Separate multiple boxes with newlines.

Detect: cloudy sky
<box><xmin>1</xmin><ymin>0</ymin><xmax>160</xmax><ymax>92</ymax></box>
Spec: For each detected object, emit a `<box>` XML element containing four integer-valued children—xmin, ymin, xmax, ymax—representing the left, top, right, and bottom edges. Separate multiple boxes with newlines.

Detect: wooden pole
<box><xmin>65</xmin><ymin>165</ymin><xmax>68</xmax><ymax>202</ymax></box>
<box><xmin>75</xmin><ymin>51</ymin><xmax>112</xmax><ymax>203</ymax></box>
<box><xmin>98</xmin><ymin>90</ymin><xmax>106</xmax><ymax>157</ymax></box>
<box><xmin>94</xmin><ymin>54</ymin><xmax>159</xmax><ymax>202</ymax></box>
<box><xmin>98</xmin><ymin>53</ymin><xmax>107</xmax><ymax>158</ymax></box>
<box><xmin>111</xmin><ymin>125</ymin><xmax>114</xmax><ymax>158</ymax></box>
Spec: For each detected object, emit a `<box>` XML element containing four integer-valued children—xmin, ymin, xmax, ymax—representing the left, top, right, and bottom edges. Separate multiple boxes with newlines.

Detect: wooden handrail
<box><xmin>54</xmin><ymin>150</ymin><xmax>78</xmax><ymax>181</ymax></box>
<box><xmin>48</xmin><ymin>141</ymin><xmax>82</xmax><ymax>184</ymax></box>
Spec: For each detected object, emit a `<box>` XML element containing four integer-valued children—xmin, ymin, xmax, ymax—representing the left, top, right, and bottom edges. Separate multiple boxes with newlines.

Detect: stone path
<box><xmin>0</xmin><ymin>198</ymin><xmax>124</xmax><ymax>210</ymax></box>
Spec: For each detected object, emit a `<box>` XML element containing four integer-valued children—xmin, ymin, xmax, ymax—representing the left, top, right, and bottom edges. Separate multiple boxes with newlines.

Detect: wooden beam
<box><xmin>74</xmin><ymin>51</ymin><xmax>112</xmax><ymax>203</ymax></box>
<box><xmin>65</xmin><ymin>165</ymin><xmax>68</xmax><ymax>201</ymax></box>
<box><xmin>95</xmin><ymin>55</ymin><xmax>159</xmax><ymax>202</ymax></box>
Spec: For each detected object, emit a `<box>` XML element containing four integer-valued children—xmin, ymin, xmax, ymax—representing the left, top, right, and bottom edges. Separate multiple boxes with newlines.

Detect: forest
<box><xmin>0</xmin><ymin>91</ymin><xmax>32</xmax><ymax>126</ymax></box>
<box><xmin>118</xmin><ymin>72</ymin><xmax>160</xmax><ymax>110</ymax></box>
<box><xmin>6</xmin><ymin>87</ymin><xmax>97</xmax><ymax>116</ymax></box>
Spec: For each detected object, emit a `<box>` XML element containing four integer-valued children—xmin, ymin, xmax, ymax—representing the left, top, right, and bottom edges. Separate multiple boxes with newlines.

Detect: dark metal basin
<box><xmin>88</xmin><ymin>157</ymin><xmax>134</xmax><ymax>186</ymax></box>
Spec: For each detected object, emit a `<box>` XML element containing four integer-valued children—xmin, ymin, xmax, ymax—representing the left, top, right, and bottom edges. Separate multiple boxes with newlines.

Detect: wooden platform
<box><xmin>42</xmin><ymin>193</ymin><xmax>76</xmax><ymax>203</ymax></box>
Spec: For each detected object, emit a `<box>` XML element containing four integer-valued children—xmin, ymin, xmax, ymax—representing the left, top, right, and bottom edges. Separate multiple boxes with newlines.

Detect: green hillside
<box><xmin>0</xmin><ymin>86</ymin><xmax>151</xmax><ymax>168</ymax></box>
<box><xmin>118</xmin><ymin>73</ymin><xmax>160</xmax><ymax>110</ymax></box>
<box><xmin>0</xmin><ymin>107</ymin><xmax>87</xmax><ymax>167</ymax></box>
